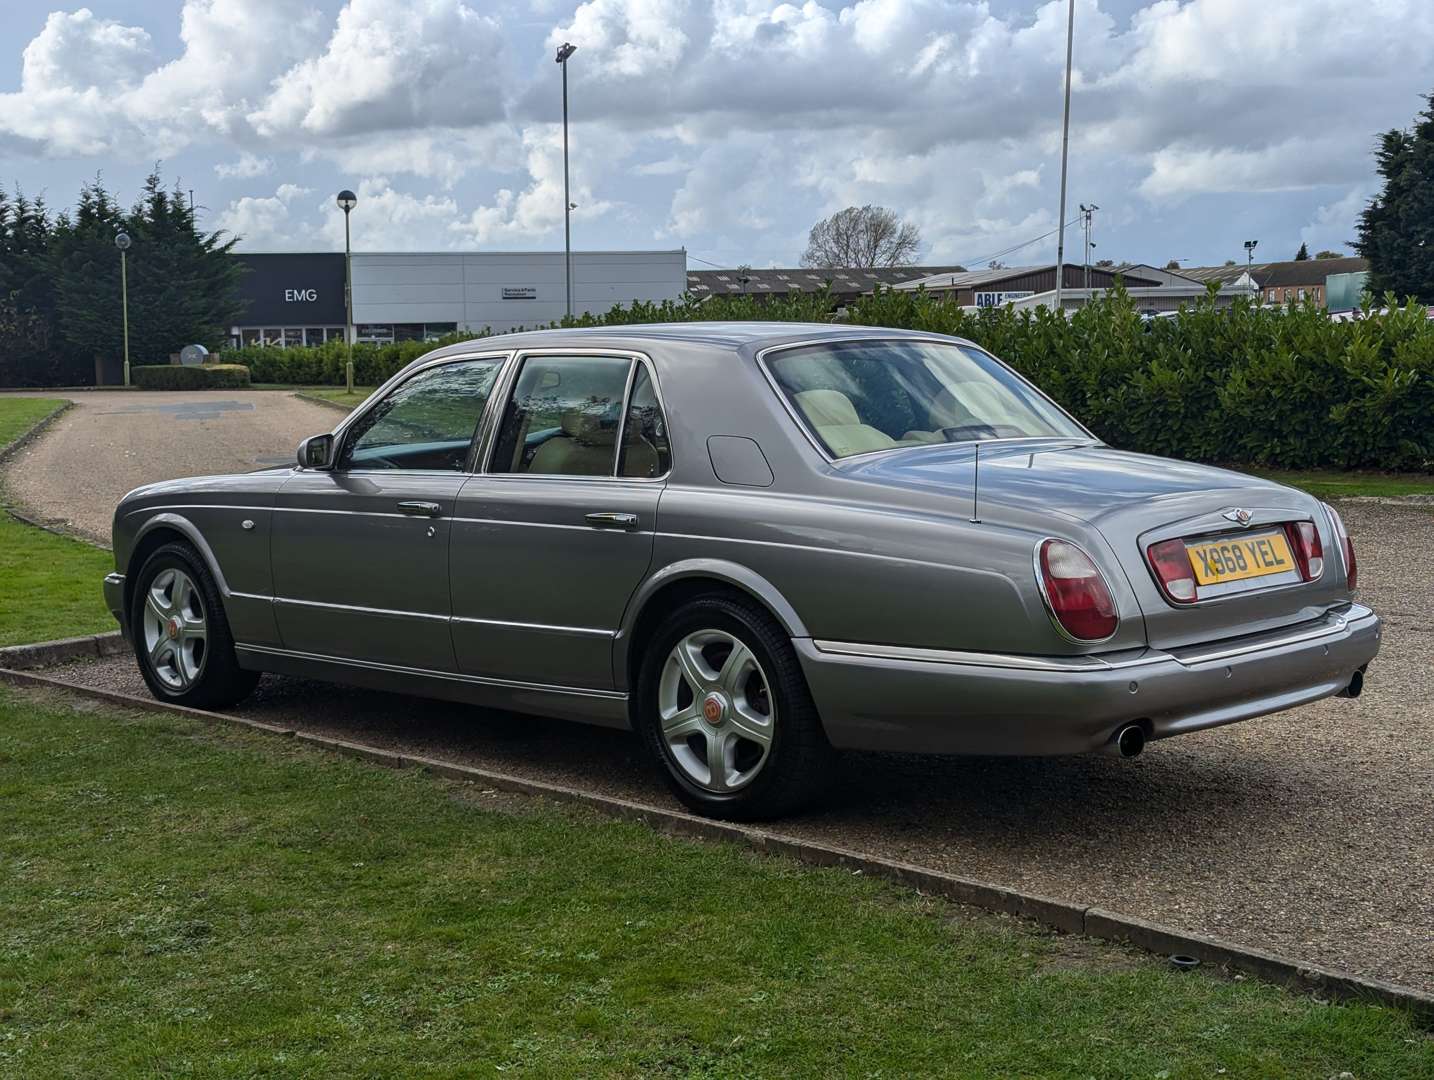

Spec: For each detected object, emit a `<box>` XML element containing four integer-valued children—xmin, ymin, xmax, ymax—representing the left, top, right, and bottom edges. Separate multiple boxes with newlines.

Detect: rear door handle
<box><xmin>585</xmin><ymin>511</ymin><xmax>638</xmax><ymax>530</ymax></box>
<box><xmin>397</xmin><ymin>500</ymin><xmax>442</xmax><ymax>518</ymax></box>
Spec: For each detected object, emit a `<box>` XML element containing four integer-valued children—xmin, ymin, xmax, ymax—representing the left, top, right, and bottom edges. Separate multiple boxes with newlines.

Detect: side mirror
<box><xmin>297</xmin><ymin>433</ymin><xmax>335</xmax><ymax>469</ymax></box>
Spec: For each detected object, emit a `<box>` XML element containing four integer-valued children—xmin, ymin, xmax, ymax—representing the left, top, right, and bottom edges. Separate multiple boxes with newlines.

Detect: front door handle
<box><xmin>585</xmin><ymin>511</ymin><xmax>638</xmax><ymax>530</ymax></box>
<box><xmin>397</xmin><ymin>500</ymin><xmax>442</xmax><ymax>518</ymax></box>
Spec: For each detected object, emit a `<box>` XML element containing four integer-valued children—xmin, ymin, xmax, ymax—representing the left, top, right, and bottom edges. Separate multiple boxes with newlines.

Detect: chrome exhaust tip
<box><xmin>1109</xmin><ymin>723</ymin><xmax>1146</xmax><ymax>759</ymax></box>
<box><xmin>1337</xmin><ymin>669</ymin><xmax>1365</xmax><ymax>699</ymax></box>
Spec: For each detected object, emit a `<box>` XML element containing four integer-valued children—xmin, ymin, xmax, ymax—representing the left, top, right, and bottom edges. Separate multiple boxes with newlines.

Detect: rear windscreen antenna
<box><xmin>970</xmin><ymin>442</ymin><xmax>982</xmax><ymax>524</ymax></box>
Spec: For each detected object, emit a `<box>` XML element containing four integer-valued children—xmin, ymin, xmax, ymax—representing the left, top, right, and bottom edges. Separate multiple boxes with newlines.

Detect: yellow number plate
<box><xmin>1186</xmin><ymin>530</ymin><xmax>1295</xmax><ymax>586</ymax></box>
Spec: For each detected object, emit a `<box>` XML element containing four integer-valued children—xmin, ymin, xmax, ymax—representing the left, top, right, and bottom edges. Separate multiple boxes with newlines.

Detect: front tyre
<box><xmin>637</xmin><ymin>594</ymin><xmax>836</xmax><ymax>820</ymax></box>
<box><xmin>130</xmin><ymin>541</ymin><xmax>258</xmax><ymax>710</ymax></box>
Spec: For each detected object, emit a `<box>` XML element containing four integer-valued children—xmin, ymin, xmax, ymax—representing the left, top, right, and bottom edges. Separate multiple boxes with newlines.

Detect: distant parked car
<box><xmin>105</xmin><ymin>324</ymin><xmax>1379</xmax><ymax>819</ymax></box>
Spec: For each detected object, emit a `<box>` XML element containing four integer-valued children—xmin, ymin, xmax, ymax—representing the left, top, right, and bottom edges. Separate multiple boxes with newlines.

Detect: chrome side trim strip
<box><xmin>1169</xmin><ymin>605</ymin><xmax>1372</xmax><ymax>666</ymax></box>
<box><xmin>811</xmin><ymin>639</ymin><xmax>1116</xmax><ymax>672</ymax></box>
<box><xmin>811</xmin><ymin>605</ymin><xmax>1373</xmax><ymax>673</ymax></box>
<box><xmin>272</xmin><ymin>596</ymin><xmax>449</xmax><ymax>622</ymax></box>
<box><xmin>236</xmin><ymin>643</ymin><xmax>627</xmax><ymax>701</ymax></box>
<box><xmin>451</xmin><ymin>615</ymin><xmax>615</xmax><ymax>638</ymax></box>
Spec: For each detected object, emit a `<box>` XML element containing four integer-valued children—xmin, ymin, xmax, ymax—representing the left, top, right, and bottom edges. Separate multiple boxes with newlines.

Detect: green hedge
<box><xmin>132</xmin><ymin>363</ymin><xmax>251</xmax><ymax>389</ymax></box>
<box><xmin>216</xmin><ymin>288</ymin><xmax>1434</xmax><ymax>472</ymax></box>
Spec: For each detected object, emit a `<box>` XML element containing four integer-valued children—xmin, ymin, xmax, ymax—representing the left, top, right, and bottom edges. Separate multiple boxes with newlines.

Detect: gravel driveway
<box><xmin>1</xmin><ymin>390</ymin><xmax>340</xmax><ymax>542</ymax></box>
<box><xmin>45</xmin><ymin>500</ymin><xmax>1434</xmax><ymax>994</ymax></box>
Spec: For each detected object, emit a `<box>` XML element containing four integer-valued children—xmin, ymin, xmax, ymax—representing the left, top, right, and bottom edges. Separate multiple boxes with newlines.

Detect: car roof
<box><xmin>421</xmin><ymin>321</ymin><xmax>969</xmax><ymax>360</ymax></box>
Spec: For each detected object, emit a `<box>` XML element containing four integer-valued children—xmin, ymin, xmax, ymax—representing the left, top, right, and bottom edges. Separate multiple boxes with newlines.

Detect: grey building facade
<box><xmin>230</xmin><ymin>249</ymin><xmax>688</xmax><ymax>346</ymax></box>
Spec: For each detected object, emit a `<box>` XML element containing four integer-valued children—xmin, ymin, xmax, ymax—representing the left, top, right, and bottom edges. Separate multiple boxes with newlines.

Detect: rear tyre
<box><xmin>130</xmin><ymin>542</ymin><xmax>259</xmax><ymax>710</ymax></box>
<box><xmin>636</xmin><ymin>593</ymin><xmax>836</xmax><ymax>820</ymax></box>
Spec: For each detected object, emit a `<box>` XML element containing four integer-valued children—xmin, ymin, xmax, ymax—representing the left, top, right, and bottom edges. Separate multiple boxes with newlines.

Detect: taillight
<box><xmin>1147</xmin><ymin>537</ymin><xmax>1197</xmax><ymax>603</ymax></box>
<box><xmin>1324</xmin><ymin>503</ymin><xmax>1357</xmax><ymax>590</ymax></box>
<box><xmin>1283</xmin><ymin>520</ymin><xmax>1324</xmax><ymax>582</ymax></box>
<box><xmin>1036</xmin><ymin>539</ymin><xmax>1118</xmax><ymax>641</ymax></box>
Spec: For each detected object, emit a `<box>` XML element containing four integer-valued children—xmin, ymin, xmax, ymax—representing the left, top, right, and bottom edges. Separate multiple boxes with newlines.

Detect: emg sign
<box><xmin>285</xmin><ymin>288</ymin><xmax>319</xmax><ymax>302</ymax></box>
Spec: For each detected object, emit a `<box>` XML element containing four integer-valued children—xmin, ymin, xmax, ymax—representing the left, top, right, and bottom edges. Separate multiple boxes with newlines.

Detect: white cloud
<box><xmin>215</xmin><ymin>152</ymin><xmax>274</xmax><ymax>179</ymax></box>
<box><xmin>319</xmin><ymin>177</ymin><xmax>461</xmax><ymax>250</ymax></box>
<box><xmin>250</xmin><ymin>0</ymin><xmax>508</xmax><ymax>139</ymax></box>
<box><xmin>213</xmin><ymin>183</ymin><xmax>318</xmax><ymax>249</ymax></box>
<box><xmin>1299</xmin><ymin>185</ymin><xmax>1372</xmax><ymax>257</ymax></box>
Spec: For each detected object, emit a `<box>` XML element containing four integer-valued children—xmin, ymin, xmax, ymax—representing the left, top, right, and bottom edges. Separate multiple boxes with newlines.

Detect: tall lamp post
<box><xmin>1052</xmin><ymin>0</ymin><xmax>1075</xmax><ymax>313</ymax></box>
<box><xmin>555</xmin><ymin>42</ymin><xmax>577</xmax><ymax>321</ymax></box>
<box><xmin>1244</xmin><ymin>239</ymin><xmax>1259</xmax><ymax>300</ymax></box>
<box><xmin>115</xmin><ymin>232</ymin><xmax>132</xmax><ymax>387</ymax></box>
<box><xmin>337</xmin><ymin>190</ymin><xmax>357</xmax><ymax>394</ymax></box>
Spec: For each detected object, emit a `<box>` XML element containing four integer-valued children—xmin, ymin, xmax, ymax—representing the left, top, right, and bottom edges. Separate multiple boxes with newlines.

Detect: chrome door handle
<box><xmin>397</xmin><ymin>500</ymin><xmax>442</xmax><ymax>518</ymax></box>
<box><xmin>585</xmin><ymin>511</ymin><xmax>638</xmax><ymax>529</ymax></box>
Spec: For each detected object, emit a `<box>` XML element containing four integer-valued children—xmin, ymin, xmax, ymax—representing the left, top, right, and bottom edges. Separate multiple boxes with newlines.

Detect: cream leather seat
<box><xmin>901</xmin><ymin>387</ymin><xmax>984</xmax><ymax>442</ymax></box>
<box><xmin>792</xmin><ymin>389</ymin><xmax>896</xmax><ymax>457</ymax></box>
<box><xmin>528</xmin><ymin>409</ymin><xmax>618</xmax><ymax>475</ymax></box>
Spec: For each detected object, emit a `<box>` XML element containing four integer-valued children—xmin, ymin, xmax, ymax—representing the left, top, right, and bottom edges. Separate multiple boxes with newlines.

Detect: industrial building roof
<box><xmin>686</xmin><ymin>265</ymin><xmax>965</xmax><ymax>297</ymax></box>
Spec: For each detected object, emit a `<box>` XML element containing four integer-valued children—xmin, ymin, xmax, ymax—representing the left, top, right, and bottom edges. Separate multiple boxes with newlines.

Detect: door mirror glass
<box><xmin>298</xmin><ymin>433</ymin><xmax>334</xmax><ymax>469</ymax></box>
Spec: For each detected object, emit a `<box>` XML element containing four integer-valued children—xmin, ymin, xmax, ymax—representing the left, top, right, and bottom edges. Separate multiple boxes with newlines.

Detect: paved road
<box><xmin>47</xmin><ymin>500</ymin><xmax>1434</xmax><ymax>994</ymax></box>
<box><xmin>0</xmin><ymin>390</ymin><xmax>339</xmax><ymax>543</ymax></box>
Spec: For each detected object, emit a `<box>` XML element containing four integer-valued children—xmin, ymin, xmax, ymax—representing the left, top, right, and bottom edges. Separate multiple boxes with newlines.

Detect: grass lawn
<box><xmin>0</xmin><ymin>398</ymin><xmax>116</xmax><ymax>647</ymax></box>
<box><xmin>1250</xmin><ymin>468</ymin><xmax>1434</xmax><ymax>500</ymax></box>
<box><xmin>293</xmin><ymin>386</ymin><xmax>376</xmax><ymax>409</ymax></box>
<box><xmin>0</xmin><ymin>396</ymin><xmax>66</xmax><ymax>449</ymax></box>
<box><xmin>1</xmin><ymin>688</ymin><xmax>1429</xmax><ymax>1077</ymax></box>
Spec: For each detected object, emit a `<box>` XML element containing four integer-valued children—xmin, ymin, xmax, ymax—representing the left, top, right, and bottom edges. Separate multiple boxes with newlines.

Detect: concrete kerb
<box><xmin>0</xmin><ymin>632</ymin><xmax>127</xmax><ymax>670</ymax></box>
<box><xmin>2</xmin><ymin>661</ymin><xmax>1431</xmax><ymax>1025</ymax></box>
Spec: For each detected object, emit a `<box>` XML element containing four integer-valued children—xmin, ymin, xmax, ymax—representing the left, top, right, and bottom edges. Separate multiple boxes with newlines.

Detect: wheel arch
<box><xmin>615</xmin><ymin>559</ymin><xmax>809</xmax><ymax>696</ymax></box>
<box><xmin>124</xmin><ymin>514</ymin><xmax>231</xmax><ymax>619</ymax></box>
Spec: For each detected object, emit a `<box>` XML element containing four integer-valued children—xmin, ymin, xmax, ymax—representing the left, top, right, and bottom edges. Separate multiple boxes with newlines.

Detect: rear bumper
<box><xmin>798</xmin><ymin>604</ymin><xmax>1381</xmax><ymax>755</ymax></box>
<box><xmin>103</xmin><ymin>572</ymin><xmax>128</xmax><ymax>639</ymax></box>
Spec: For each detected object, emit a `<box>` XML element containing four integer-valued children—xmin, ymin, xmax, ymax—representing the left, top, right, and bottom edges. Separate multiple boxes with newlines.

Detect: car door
<box><xmin>450</xmin><ymin>350</ymin><xmax>671</xmax><ymax>690</ymax></box>
<box><xmin>271</xmin><ymin>355</ymin><xmax>506</xmax><ymax>670</ymax></box>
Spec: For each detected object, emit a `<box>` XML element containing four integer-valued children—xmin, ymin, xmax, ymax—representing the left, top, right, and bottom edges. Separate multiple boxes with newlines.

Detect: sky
<box><xmin>0</xmin><ymin>0</ymin><xmax>1429</xmax><ymax>270</ymax></box>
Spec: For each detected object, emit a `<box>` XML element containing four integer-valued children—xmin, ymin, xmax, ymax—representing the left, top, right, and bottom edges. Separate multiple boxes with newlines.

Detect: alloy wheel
<box><xmin>141</xmin><ymin>567</ymin><xmax>208</xmax><ymax>691</ymax></box>
<box><xmin>657</xmin><ymin>629</ymin><xmax>775</xmax><ymax>792</ymax></box>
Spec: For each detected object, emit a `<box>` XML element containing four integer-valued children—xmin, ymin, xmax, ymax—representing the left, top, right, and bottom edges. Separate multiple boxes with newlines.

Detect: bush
<box><xmin>132</xmin><ymin>363</ymin><xmax>251</xmax><ymax>390</ymax></box>
<box><xmin>214</xmin><ymin>288</ymin><xmax>1434</xmax><ymax>472</ymax></box>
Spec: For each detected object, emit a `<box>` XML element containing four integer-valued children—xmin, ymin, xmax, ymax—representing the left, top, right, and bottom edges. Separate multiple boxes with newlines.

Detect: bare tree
<box><xmin>799</xmin><ymin>205</ymin><xmax>922</xmax><ymax>268</ymax></box>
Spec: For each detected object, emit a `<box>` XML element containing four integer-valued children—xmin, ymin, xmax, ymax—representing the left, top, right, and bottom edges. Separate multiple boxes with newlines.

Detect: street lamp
<box><xmin>337</xmin><ymin>189</ymin><xmax>357</xmax><ymax>394</ymax></box>
<box><xmin>555</xmin><ymin>42</ymin><xmax>577</xmax><ymax>321</ymax></box>
<box><xmin>115</xmin><ymin>232</ymin><xmax>132</xmax><ymax>387</ymax></box>
<box><xmin>1052</xmin><ymin>0</ymin><xmax>1075</xmax><ymax>313</ymax></box>
<box><xmin>1244</xmin><ymin>239</ymin><xmax>1259</xmax><ymax>299</ymax></box>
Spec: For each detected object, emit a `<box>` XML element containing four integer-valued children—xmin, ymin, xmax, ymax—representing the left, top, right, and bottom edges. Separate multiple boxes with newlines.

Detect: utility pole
<box><xmin>1079</xmin><ymin>204</ymin><xmax>1098</xmax><ymax>290</ymax></box>
<box><xmin>1053</xmin><ymin>0</ymin><xmax>1075</xmax><ymax>313</ymax></box>
<box><xmin>1244</xmin><ymin>239</ymin><xmax>1259</xmax><ymax>300</ymax></box>
<box><xmin>556</xmin><ymin>43</ymin><xmax>577</xmax><ymax>321</ymax></box>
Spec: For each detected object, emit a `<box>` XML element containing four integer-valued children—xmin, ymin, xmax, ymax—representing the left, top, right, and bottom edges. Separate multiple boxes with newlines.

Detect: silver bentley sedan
<box><xmin>104</xmin><ymin>323</ymin><xmax>1380</xmax><ymax>819</ymax></box>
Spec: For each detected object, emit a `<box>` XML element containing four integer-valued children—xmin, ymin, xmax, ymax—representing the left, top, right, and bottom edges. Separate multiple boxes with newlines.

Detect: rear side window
<box><xmin>618</xmin><ymin>364</ymin><xmax>671</xmax><ymax>478</ymax></box>
<box><xmin>491</xmin><ymin>354</ymin><xmax>634</xmax><ymax>476</ymax></box>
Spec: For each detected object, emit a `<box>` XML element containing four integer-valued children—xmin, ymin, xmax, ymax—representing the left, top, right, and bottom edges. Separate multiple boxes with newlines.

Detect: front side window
<box><xmin>491</xmin><ymin>354</ymin><xmax>636</xmax><ymax>476</ymax></box>
<box><xmin>766</xmin><ymin>339</ymin><xmax>1085</xmax><ymax>459</ymax></box>
<box><xmin>339</xmin><ymin>358</ymin><xmax>502</xmax><ymax>471</ymax></box>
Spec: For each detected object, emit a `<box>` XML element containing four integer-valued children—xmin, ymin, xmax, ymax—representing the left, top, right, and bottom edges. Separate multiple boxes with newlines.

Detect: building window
<box><xmin>242</xmin><ymin>329</ymin><xmax>262</xmax><ymax>346</ymax></box>
<box><xmin>423</xmin><ymin>323</ymin><xmax>458</xmax><ymax>340</ymax></box>
<box><xmin>357</xmin><ymin>324</ymin><xmax>394</xmax><ymax>344</ymax></box>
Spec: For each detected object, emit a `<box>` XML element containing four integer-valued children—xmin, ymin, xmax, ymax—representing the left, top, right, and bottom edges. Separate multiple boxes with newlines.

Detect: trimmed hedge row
<box><xmin>132</xmin><ymin>363</ymin><xmax>251</xmax><ymax>389</ymax></box>
<box><xmin>216</xmin><ymin>287</ymin><xmax>1434</xmax><ymax>472</ymax></box>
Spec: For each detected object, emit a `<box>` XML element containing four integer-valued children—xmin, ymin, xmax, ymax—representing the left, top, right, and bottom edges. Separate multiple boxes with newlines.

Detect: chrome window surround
<box><xmin>754</xmin><ymin>334</ymin><xmax>1097</xmax><ymax>466</ymax></box>
<box><xmin>1031</xmin><ymin>536</ymin><xmax>1121</xmax><ymax>646</ymax></box>
<box><xmin>476</xmin><ymin>346</ymin><xmax>673</xmax><ymax>484</ymax></box>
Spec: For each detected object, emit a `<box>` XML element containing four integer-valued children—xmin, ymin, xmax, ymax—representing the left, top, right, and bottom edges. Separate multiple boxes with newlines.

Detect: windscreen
<box><xmin>767</xmin><ymin>340</ymin><xmax>1087</xmax><ymax>459</ymax></box>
